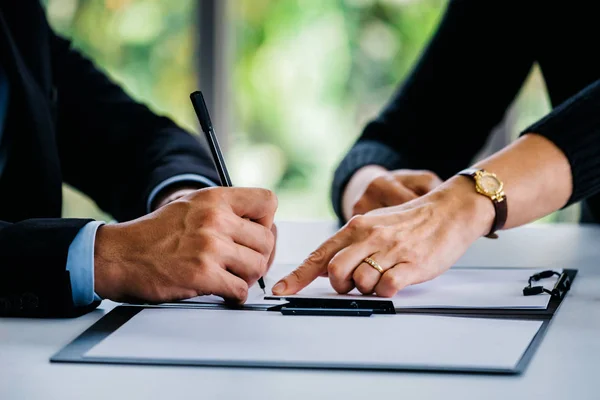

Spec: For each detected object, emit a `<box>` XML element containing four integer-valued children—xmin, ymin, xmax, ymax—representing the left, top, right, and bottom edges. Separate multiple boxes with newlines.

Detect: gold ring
<box><xmin>363</xmin><ymin>257</ymin><xmax>384</xmax><ymax>274</ymax></box>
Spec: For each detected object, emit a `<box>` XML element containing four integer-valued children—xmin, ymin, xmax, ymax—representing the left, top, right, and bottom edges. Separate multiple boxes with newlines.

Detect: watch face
<box><xmin>478</xmin><ymin>174</ymin><xmax>502</xmax><ymax>195</ymax></box>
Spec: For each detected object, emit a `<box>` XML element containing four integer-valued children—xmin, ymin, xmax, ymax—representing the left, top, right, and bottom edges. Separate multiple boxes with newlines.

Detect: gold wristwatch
<box><xmin>457</xmin><ymin>168</ymin><xmax>507</xmax><ymax>239</ymax></box>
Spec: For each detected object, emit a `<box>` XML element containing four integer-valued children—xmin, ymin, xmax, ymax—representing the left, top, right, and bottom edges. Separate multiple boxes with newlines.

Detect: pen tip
<box><xmin>262</xmin><ymin>288</ymin><xmax>266</xmax><ymax>294</ymax></box>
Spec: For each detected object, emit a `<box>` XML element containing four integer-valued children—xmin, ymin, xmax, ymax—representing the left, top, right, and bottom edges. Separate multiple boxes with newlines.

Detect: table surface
<box><xmin>2</xmin><ymin>221</ymin><xmax>600</xmax><ymax>400</ymax></box>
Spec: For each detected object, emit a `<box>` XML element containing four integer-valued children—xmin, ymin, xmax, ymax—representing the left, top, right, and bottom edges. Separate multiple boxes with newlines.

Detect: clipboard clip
<box><xmin>523</xmin><ymin>270</ymin><xmax>571</xmax><ymax>299</ymax></box>
<box><xmin>265</xmin><ymin>297</ymin><xmax>396</xmax><ymax>317</ymax></box>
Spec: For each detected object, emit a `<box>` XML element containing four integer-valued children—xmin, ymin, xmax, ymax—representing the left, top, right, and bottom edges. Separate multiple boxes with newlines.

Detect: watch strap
<box><xmin>458</xmin><ymin>168</ymin><xmax>507</xmax><ymax>238</ymax></box>
<box><xmin>489</xmin><ymin>195</ymin><xmax>508</xmax><ymax>239</ymax></box>
<box><xmin>458</xmin><ymin>168</ymin><xmax>480</xmax><ymax>177</ymax></box>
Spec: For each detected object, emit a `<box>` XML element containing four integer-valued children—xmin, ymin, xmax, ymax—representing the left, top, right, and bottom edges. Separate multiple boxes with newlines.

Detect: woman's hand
<box><xmin>342</xmin><ymin>165</ymin><xmax>443</xmax><ymax>220</ymax></box>
<box><xmin>273</xmin><ymin>176</ymin><xmax>494</xmax><ymax>297</ymax></box>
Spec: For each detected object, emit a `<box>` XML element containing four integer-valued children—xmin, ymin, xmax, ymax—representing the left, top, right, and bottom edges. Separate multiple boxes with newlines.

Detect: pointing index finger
<box><xmin>272</xmin><ymin>232</ymin><xmax>348</xmax><ymax>295</ymax></box>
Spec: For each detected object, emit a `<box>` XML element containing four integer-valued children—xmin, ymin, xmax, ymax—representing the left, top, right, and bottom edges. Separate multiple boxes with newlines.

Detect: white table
<box><xmin>2</xmin><ymin>221</ymin><xmax>599</xmax><ymax>400</ymax></box>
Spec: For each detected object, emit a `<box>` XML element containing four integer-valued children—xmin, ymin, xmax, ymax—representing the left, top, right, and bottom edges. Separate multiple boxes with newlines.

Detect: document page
<box><xmin>279</xmin><ymin>268</ymin><xmax>561</xmax><ymax>309</ymax></box>
<box><xmin>176</xmin><ymin>266</ymin><xmax>560</xmax><ymax>310</ymax></box>
<box><xmin>85</xmin><ymin>308</ymin><xmax>544</xmax><ymax>372</ymax></box>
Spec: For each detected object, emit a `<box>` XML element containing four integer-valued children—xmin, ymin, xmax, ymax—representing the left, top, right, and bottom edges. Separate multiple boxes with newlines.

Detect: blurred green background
<box><xmin>42</xmin><ymin>0</ymin><xmax>577</xmax><ymax>222</ymax></box>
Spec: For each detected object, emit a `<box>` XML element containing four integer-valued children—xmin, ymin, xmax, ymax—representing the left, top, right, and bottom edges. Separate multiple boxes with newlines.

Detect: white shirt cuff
<box><xmin>65</xmin><ymin>221</ymin><xmax>105</xmax><ymax>307</ymax></box>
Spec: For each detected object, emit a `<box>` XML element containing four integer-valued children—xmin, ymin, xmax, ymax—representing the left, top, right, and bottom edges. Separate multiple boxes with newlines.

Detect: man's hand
<box><xmin>93</xmin><ymin>187</ymin><xmax>278</xmax><ymax>304</ymax></box>
<box><xmin>154</xmin><ymin>185</ymin><xmax>279</xmax><ymax>270</ymax></box>
<box><xmin>342</xmin><ymin>165</ymin><xmax>443</xmax><ymax>220</ymax></box>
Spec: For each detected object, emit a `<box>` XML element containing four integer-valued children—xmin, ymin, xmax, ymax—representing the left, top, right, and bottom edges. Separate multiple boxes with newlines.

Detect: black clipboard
<box><xmin>264</xmin><ymin>268</ymin><xmax>577</xmax><ymax>319</ymax></box>
<box><xmin>50</xmin><ymin>268</ymin><xmax>577</xmax><ymax>374</ymax></box>
<box><xmin>388</xmin><ymin>268</ymin><xmax>578</xmax><ymax>319</ymax></box>
<box><xmin>51</xmin><ymin>305</ymin><xmax>552</xmax><ymax>375</ymax></box>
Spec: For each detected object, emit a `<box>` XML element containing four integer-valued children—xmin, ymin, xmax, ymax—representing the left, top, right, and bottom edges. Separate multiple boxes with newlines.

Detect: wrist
<box><xmin>94</xmin><ymin>224</ymin><xmax>127</xmax><ymax>300</ymax></box>
<box><xmin>431</xmin><ymin>176</ymin><xmax>497</xmax><ymax>239</ymax></box>
<box><xmin>152</xmin><ymin>187</ymin><xmax>199</xmax><ymax>211</ymax></box>
<box><xmin>342</xmin><ymin>165</ymin><xmax>388</xmax><ymax>221</ymax></box>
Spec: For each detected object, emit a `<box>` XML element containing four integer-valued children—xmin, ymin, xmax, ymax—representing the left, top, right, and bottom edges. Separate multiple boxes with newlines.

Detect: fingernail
<box><xmin>272</xmin><ymin>281</ymin><xmax>287</xmax><ymax>294</ymax></box>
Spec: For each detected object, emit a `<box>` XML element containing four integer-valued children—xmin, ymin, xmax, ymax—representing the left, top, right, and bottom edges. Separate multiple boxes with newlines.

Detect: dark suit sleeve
<box><xmin>49</xmin><ymin>32</ymin><xmax>219</xmax><ymax>222</ymax></box>
<box><xmin>0</xmin><ymin>218</ymin><xmax>100</xmax><ymax>317</ymax></box>
<box><xmin>331</xmin><ymin>0</ymin><xmax>536</xmax><ymax>221</ymax></box>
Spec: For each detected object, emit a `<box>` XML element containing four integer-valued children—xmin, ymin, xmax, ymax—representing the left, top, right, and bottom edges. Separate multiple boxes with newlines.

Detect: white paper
<box><xmin>175</xmin><ymin>266</ymin><xmax>560</xmax><ymax>310</ymax></box>
<box><xmin>280</xmin><ymin>268</ymin><xmax>561</xmax><ymax>309</ymax></box>
<box><xmin>86</xmin><ymin>308</ymin><xmax>543</xmax><ymax>371</ymax></box>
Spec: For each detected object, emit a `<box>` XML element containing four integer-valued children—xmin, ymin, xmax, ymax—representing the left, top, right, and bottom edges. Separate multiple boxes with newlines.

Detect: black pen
<box><xmin>190</xmin><ymin>91</ymin><xmax>267</xmax><ymax>294</ymax></box>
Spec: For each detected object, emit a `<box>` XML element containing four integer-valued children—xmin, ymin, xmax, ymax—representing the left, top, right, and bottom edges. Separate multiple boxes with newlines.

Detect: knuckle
<box><xmin>265</xmin><ymin>189</ymin><xmax>278</xmax><ymax>210</ymax></box>
<box><xmin>193</xmin><ymin>250</ymin><xmax>213</xmax><ymax>269</ymax></box>
<box><xmin>327</xmin><ymin>259</ymin><xmax>343</xmax><ymax>280</ymax></box>
<box><xmin>346</xmin><ymin>214</ymin><xmax>368</xmax><ymax>233</ymax></box>
<box><xmin>190</xmin><ymin>258</ymin><xmax>214</xmax><ymax>283</ymax></box>
<box><xmin>182</xmin><ymin>252</ymin><xmax>201</xmax><ymax>271</ymax></box>
<box><xmin>248</xmin><ymin>188</ymin><xmax>278</xmax><ymax>211</ymax></box>
<box><xmin>196</xmin><ymin>257</ymin><xmax>213</xmax><ymax>273</ymax></box>
<box><xmin>202</xmin><ymin>208</ymin><xmax>227</xmax><ymax>230</ymax></box>
<box><xmin>180</xmin><ymin>264</ymin><xmax>200</xmax><ymax>284</ymax></box>
<box><xmin>201</xmin><ymin>235</ymin><xmax>223</xmax><ymax>255</ymax></box>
